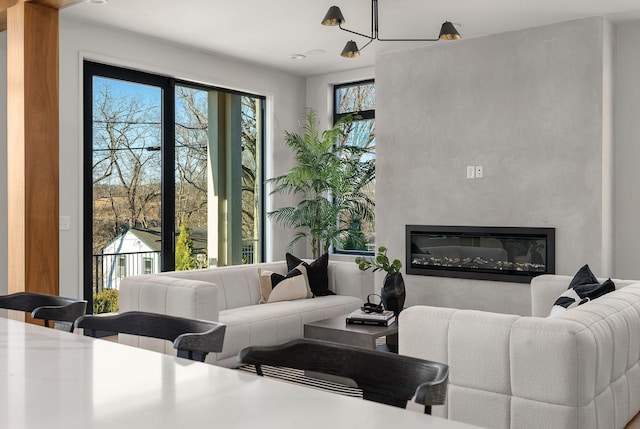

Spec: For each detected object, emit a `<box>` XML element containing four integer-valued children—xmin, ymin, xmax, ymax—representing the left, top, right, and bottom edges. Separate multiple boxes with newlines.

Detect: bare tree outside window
<box><xmin>92</xmin><ymin>78</ymin><xmax>162</xmax><ymax>254</ymax></box>
<box><xmin>86</xmin><ymin>63</ymin><xmax>265</xmax><ymax>314</ymax></box>
<box><xmin>91</xmin><ymin>77</ymin><xmax>263</xmax><ymax>289</ymax></box>
<box><xmin>173</xmin><ymin>88</ymin><xmax>262</xmax><ymax>266</ymax></box>
<box><xmin>92</xmin><ymin>81</ymin><xmax>263</xmax><ymax>253</ymax></box>
<box><xmin>175</xmin><ymin>86</ymin><xmax>209</xmax><ymax>229</ymax></box>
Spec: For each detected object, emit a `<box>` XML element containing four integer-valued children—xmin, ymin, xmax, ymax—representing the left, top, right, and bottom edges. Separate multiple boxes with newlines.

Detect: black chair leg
<box><xmin>177</xmin><ymin>350</ymin><xmax>207</xmax><ymax>362</ymax></box>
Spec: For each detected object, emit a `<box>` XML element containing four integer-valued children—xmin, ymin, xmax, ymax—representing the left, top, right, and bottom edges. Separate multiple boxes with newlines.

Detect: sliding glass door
<box><xmin>84</xmin><ymin>62</ymin><xmax>264</xmax><ymax>313</ymax></box>
<box><xmin>173</xmin><ymin>86</ymin><xmax>264</xmax><ymax>269</ymax></box>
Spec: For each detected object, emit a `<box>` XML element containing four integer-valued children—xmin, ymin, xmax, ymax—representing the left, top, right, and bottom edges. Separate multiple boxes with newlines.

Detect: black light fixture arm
<box><xmin>338</xmin><ymin>0</ymin><xmax>441</xmax><ymax>43</ymax></box>
<box><xmin>338</xmin><ymin>23</ymin><xmax>374</xmax><ymax>41</ymax></box>
<box><xmin>335</xmin><ymin>0</ymin><xmax>376</xmax><ymax>48</ymax></box>
<box><xmin>337</xmin><ymin>23</ymin><xmax>375</xmax><ymax>52</ymax></box>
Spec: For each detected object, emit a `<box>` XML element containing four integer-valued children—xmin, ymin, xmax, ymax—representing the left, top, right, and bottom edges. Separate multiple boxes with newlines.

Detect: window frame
<box><xmin>83</xmin><ymin>61</ymin><xmax>266</xmax><ymax>311</ymax></box>
<box><xmin>332</xmin><ymin>79</ymin><xmax>375</xmax><ymax>256</ymax></box>
<box><xmin>117</xmin><ymin>255</ymin><xmax>127</xmax><ymax>279</ymax></box>
<box><xmin>333</xmin><ymin>79</ymin><xmax>375</xmax><ymax>124</ymax></box>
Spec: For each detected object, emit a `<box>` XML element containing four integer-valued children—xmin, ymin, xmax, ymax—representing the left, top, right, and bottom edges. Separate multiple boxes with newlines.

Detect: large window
<box><xmin>84</xmin><ymin>61</ymin><xmax>265</xmax><ymax>312</ymax></box>
<box><xmin>333</xmin><ymin>80</ymin><xmax>376</xmax><ymax>253</ymax></box>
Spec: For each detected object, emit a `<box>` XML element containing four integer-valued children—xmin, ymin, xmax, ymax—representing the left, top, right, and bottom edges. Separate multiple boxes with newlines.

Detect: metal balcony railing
<box><xmin>92</xmin><ymin>239</ymin><xmax>259</xmax><ymax>293</ymax></box>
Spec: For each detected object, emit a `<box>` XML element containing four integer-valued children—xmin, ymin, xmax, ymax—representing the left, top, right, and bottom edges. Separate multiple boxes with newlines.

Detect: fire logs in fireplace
<box><xmin>406</xmin><ymin>225</ymin><xmax>555</xmax><ymax>283</ymax></box>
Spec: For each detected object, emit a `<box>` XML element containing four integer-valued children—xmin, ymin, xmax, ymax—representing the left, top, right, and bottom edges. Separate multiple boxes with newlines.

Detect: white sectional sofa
<box><xmin>399</xmin><ymin>274</ymin><xmax>640</xmax><ymax>429</ymax></box>
<box><xmin>118</xmin><ymin>259</ymin><xmax>373</xmax><ymax>367</ymax></box>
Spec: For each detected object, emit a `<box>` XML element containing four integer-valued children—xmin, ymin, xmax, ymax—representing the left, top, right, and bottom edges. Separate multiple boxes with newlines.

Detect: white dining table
<box><xmin>0</xmin><ymin>317</ymin><xmax>480</xmax><ymax>429</ymax></box>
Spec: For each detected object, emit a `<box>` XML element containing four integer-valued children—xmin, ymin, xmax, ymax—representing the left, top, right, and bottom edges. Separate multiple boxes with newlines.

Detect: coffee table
<box><xmin>304</xmin><ymin>314</ymin><xmax>398</xmax><ymax>353</ymax></box>
<box><xmin>303</xmin><ymin>315</ymin><xmax>398</xmax><ymax>385</ymax></box>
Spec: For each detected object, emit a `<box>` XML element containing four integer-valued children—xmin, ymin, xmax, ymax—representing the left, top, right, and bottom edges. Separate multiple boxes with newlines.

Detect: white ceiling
<box><xmin>62</xmin><ymin>0</ymin><xmax>640</xmax><ymax>78</ymax></box>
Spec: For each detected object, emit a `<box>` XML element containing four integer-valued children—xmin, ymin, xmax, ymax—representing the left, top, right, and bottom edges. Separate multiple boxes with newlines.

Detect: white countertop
<box><xmin>0</xmin><ymin>317</ymin><xmax>480</xmax><ymax>429</ymax></box>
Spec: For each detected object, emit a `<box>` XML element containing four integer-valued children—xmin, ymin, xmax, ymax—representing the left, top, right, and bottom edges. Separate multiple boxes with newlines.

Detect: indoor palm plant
<box><xmin>268</xmin><ymin>109</ymin><xmax>375</xmax><ymax>258</ymax></box>
<box><xmin>355</xmin><ymin>246</ymin><xmax>405</xmax><ymax>316</ymax></box>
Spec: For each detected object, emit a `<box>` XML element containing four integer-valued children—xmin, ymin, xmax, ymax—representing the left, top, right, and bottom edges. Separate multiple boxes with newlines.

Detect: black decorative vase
<box><xmin>381</xmin><ymin>272</ymin><xmax>405</xmax><ymax>317</ymax></box>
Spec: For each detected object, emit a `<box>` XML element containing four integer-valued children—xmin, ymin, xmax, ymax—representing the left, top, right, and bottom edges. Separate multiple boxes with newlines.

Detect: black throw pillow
<box><xmin>549</xmin><ymin>264</ymin><xmax>615</xmax><ymax>317</ymax></box>
<box><xmin>286</xmin><ymin>252</ymin><xmax>333</xmax><ymax>297</ymax></box>
<box><xmin>568</xmin><ymin>264</ymin><xmax>599</xmax><ymax>289</ymax></box>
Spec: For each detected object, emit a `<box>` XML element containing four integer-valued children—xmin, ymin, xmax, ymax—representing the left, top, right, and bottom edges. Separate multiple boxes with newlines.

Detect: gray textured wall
<box><xmin>615</xmin><ymin>21</ymin><xmax>640</xmax><ymax>279</ymax></box>
<box><xmin>375</xmin><ymin>17</ymin><xmax>611</xmax><ymax>315</ymax></box>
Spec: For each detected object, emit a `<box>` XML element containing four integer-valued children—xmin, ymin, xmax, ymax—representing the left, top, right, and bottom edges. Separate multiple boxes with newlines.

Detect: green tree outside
<box><xmin>175</xmin><ymin>220</ymin><xmax>198</xmax><ymax>271</ymax></box>
<box><xmin>93</xmin><ymin>289</ymin><xmax>119</xmax><ymax>314</ymax></box>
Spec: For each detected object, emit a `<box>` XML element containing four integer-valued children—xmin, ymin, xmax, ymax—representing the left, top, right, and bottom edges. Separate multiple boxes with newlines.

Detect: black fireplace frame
<box><xmin>406</xmin><ymin>225</ymin><xmax>555</xmax><ymax>283</ymax></box>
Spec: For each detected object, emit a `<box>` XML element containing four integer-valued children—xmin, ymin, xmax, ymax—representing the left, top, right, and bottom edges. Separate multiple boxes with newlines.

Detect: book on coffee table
<box><xmin>348</xmin><ymin>309</ymin><xmax>394</xmax><ymax>320</ymax></box>
<box><xmin>346</xmin><ymin>315</ymin><xmax>396</xmax><ymax>327</ymax></box>
<box><xmin>346</xmin><ymin>309</ymin><xmax>396</xmax><ymax>326</ymax></box>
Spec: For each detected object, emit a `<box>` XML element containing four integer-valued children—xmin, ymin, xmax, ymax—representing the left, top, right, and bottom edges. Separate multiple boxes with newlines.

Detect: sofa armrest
<box><xmin>119</xmin><ymin>274</ymin><xmax>220</xmax><ymax>322</ymax></box>
<box><xmin>530</xmin><ymin>274</ymin><xmax>574</xmax><ymax>317</ymax></box>
<box><xmin>530</xmin><ymin>274</ymin><xmax>636</xmax><ymax>317</ymax></box>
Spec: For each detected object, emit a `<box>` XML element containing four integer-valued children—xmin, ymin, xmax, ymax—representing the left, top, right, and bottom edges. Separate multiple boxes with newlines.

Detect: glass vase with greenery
<box><xmin>355</xmin><ymin>246</ymin><xmax>405</xmax><ymax>316</ymax></box>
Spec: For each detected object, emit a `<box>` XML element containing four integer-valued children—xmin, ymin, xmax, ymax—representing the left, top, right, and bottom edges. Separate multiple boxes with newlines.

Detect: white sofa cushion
<box><xmin>119</xmin><ymin>274</ymin><xmax>219</xmax><ymax>320</ymax></box>
<box><xmin>154</xmin><ymin>260</ymin><xmax>372</xmax><ymax>310</ymax></box>
<box><xmin>160</xmin><ymin>262</ymin><xmax>286</xmax><ymax>310</ymax></box>
<box><xmin>215</xmin><ymin>294</ymin><xmax>361</xmax><ymax>367</ymax></box>
<box><xmin>328</xmin><ymin>260</ymin><xmax>373</xmax><ymax>300</ymax></box>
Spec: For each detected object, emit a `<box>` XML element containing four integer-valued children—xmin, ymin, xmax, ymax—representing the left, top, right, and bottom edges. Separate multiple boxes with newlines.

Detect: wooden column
<box><xmin>6</xmin><ymin>2</ymin><xmax>59</xmax><ymax>307</ymax></box>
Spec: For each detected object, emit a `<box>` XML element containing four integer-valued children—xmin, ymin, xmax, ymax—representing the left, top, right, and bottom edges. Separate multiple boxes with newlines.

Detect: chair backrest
<box><xmin>74</xmin><ymin>311</ymin><xmax>226</xmax><ymax>362</ymax></box>
<box><xmin>237</xmin><ymin>338</ymin><xmax>448</xmax><ymax>414</ymax></box>
<box><xmin>0</xmin><ymin>292</ymin><xmax>87</xmax><ymax>332</ymax></box>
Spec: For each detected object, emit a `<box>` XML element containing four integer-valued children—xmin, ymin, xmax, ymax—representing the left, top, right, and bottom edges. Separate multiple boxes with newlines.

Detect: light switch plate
<box><xmin>466</xmin><ymin>166</ymin><xmax>475</xmax><ymax>179</ymax></box>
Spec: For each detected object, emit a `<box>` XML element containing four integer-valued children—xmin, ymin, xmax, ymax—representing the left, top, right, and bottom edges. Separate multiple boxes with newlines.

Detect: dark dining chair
<box><xmin>237</xmin><ymin>338</ymin><xmax>448</xmax><ymax>414</ymax></box>
<box><xmin>0</xmin><ymin>292</ymin><xmax>87</xmax><ymax>332</ymax></box>
<box><xmin>74</xmin><ymin>311</ymin><xmax>226</xmax><ymax>362</ymax></box>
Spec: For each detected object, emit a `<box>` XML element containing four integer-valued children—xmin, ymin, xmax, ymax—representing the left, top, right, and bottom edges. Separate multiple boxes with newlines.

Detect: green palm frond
<box><xmin>268</xmin><ymin>109</ymin><xmax>376</xmax><ymax>258</ymax></box>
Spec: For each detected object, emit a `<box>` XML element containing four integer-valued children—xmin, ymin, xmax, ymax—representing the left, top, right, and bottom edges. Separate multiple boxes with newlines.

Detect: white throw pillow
<box><xmin>549</xmin><ymin>288</ymin><xmax>585</xmax><ymax>317</ymax></box>
<box><xmin>259</xmin><ymin>264</ymin><xmax>311</xmax><ymax>303</ymax></box>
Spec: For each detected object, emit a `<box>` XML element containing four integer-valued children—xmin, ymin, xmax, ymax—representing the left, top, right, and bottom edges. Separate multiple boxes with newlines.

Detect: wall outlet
<box><xmin>59</xmin><ymin>216</ymin><xmax>70</xmax><ymax>231</ymax></box>
<box><xmin>466</xmin><ymin>166</ymin><xmax>476</xmax><ymax>179</ymax></box>
<box><xmin>475</xmin><ymin>165</ymin><xmax>484</xmax><ymax>179</ymax></box>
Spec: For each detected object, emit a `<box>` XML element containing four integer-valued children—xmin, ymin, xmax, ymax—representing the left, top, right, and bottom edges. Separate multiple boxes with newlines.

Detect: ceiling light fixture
<box><xmin>321</xmin><ymin>0</ymin><xmax>461</xmax><ymax>58</ymax></box>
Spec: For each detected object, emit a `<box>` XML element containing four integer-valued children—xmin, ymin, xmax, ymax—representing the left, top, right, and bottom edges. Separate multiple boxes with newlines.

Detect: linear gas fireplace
<box><xmin>406</xmin><ymin>225</ymin><xmax>555</xmax><ymax>283</ymax></box>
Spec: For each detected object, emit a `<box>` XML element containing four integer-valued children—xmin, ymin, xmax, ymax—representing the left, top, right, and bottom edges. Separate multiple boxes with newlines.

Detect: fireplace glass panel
<box><xmin>406</xmin><ymin>226</ymin><xmax>555</xmax><ymax>283</ymax></box>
